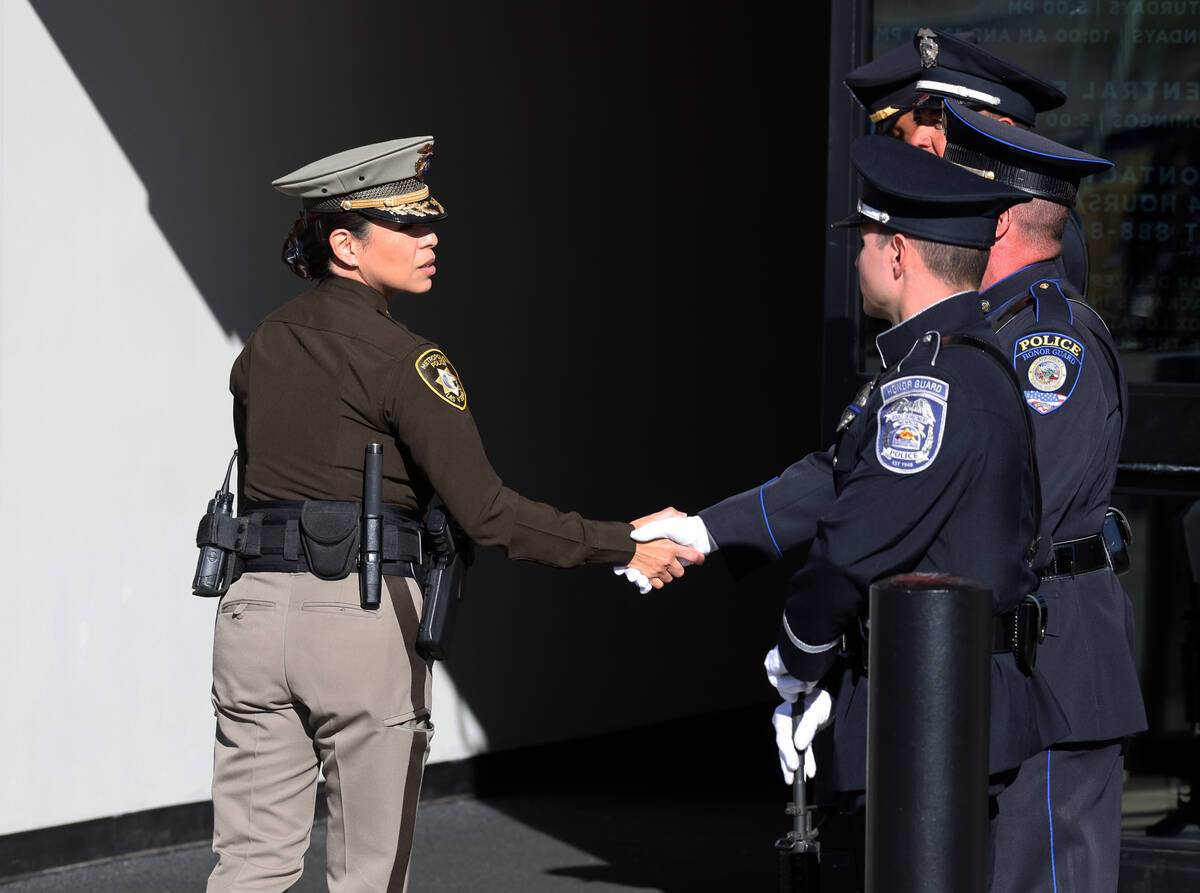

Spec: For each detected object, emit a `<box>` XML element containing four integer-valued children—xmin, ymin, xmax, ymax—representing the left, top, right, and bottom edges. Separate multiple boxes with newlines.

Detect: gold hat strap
<box><xmin>339</xmin><ymin>184</ymin><xmax>430</xmax><ymax>211</ymax></box>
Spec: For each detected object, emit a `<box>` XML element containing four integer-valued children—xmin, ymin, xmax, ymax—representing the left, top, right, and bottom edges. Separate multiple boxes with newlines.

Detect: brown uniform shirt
<box><xmin>230</xmin><ymin>276</ymin><xmax>634</xmax><ymax>567</ymax></box>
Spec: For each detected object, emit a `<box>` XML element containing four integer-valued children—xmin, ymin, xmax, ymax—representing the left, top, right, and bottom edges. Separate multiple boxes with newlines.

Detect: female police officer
<box><xmin>207</xmin><ymin>136</ymin><xmax>700</xmax><ymax>892</ymax></box>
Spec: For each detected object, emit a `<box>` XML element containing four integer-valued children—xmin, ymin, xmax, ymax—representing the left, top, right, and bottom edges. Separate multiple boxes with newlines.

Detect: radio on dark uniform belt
<box><xmin>1101</xmin><ymin>506</ymin><xmax>1132</xmax><ymax>575</ymax></box>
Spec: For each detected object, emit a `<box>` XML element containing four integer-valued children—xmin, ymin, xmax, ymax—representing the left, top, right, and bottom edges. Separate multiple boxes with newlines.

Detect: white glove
<box><xmin>613</xmin><ymin>565</ymin><xmax>652</xmax><ymax>594</ymax></box>
<box><xmin>764</xmin><ymin>646</ymin><xmax>816</xmax><ymax>703</ymax></box>
<box><xmin>629</xmin><ymin>515</ymin><xmax>717</xmax><ymax>565</ymax></box>
<box><xmin>772</xmin><ymin>688</ymin><xmax>833</xmax><ymax>785</ymax></box>
<box><xmin>614</xmin><ymin>568</ymin><xmax>652</xmax><ymax>595</ymax></box>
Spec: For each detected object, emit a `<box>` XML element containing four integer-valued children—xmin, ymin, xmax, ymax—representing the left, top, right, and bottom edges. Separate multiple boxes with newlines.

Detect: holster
<box><xmin>298</xmin><ymin>500</ymin><xmax>361</xmax><ymax>581</ymax></box>
<box><xmin>416</xmin><ymin>506</ymin><xmax>472</xmax><ymax>662</ymax></box>
<box><xmin>992</xmin><ymin>594</ymin><xmax>1048</xmax><ymax>675</ymax></box>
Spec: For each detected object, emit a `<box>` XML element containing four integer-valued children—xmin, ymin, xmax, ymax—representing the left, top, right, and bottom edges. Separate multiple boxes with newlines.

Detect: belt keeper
<box><xmin>384</xmin><ymin>525</ymin><xmax>400</xmax><ymax>561</ymax></box>
<box><xmin>240</xmin><ymin>515</ymin><xmax>263</xmax><ymax>557</ymax></box>
<box><xmin>284</xmin><ymin>520</ymin><xmax>301</xmax><ymax>561</ymax></box>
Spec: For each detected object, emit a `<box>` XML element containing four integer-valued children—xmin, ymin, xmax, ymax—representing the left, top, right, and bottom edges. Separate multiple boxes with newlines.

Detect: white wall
<box><xmin>0</xmin><ymin>0</ymin><xmax>488</xmax><ymax>835</ymax></box>
<box><xmin>0</xmin><ymin>0</ymin><xmax>815</xmax><ymax>837</ymax></box>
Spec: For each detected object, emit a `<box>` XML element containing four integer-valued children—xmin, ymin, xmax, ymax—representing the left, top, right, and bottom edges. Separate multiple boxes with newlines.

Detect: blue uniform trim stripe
<box><xmin>760</xmin><ymin>477</ymin><xmax>783</xmax><ymax>557</ymax></box>
<box><xmin>1047</xmin><ymin>751</ymin><xmax>1059</xmax><ymax>893</ymax></box>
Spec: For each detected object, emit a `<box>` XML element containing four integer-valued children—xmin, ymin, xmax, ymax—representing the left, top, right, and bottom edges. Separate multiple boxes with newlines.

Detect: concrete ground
<box><xmin>3</xmin><ymin>710</ymin><xmax>1199</xmax><ymax>892</ymax></box>
<box><xmin>0</xmin><ymin>707</ymin><xmax>787</xmax><ymax>892</ymax></box>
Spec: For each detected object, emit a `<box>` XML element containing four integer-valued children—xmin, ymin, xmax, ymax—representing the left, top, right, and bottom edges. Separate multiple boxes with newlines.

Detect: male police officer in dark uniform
<box><xmin>941</xmin><ymin>100</ymin><xmax>1146</xmax><ymax>893</ymax></box>
<box><xmin>765</xmin><ymin>135</ymin><xmax>1067</xmax><ymax>892</ymax></box>
<box><xmin>840</xmin><ymin>28</ymin><xmax>1092</xmax><ymax>297</ymax></box>
<box><xmin>626</xmin><ymin>135</ymin><xmax>1066</xmax><ymax>891</ymax></box>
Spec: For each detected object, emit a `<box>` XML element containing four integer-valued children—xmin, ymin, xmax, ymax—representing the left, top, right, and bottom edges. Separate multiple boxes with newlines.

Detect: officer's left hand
<box><xmin>773</xmin><ymin>689</ymin><xmax>833</xmax><ymax>784</ymax></box>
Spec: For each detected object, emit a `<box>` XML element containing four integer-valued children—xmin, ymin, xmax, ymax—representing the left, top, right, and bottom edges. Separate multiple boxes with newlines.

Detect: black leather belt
<box><xmin>1040</xmin><ymin>533</ymin><xmax>1108</xmax><ymax>580</ymax></box>
<box><xmin>850</xmin><ymin>594</ymin><xmax>1047</xmax><ymax>676</ymax></box>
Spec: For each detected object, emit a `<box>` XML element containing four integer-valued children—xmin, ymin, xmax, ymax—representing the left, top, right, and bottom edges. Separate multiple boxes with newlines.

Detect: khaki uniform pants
<box><xmin>207</xmin><ymin>572</ymin><xmax>433</xmax><ymax>892</ymax></box>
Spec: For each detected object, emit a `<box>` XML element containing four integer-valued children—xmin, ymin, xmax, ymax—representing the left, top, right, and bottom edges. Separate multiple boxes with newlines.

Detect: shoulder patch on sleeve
<box><xmin>1012</xmin><ymin>331</ymin><xmax>1084</xmax><ymax>415</ymax></box>
<box><xmin>415</xmin><ymin>348</ymin><xmax>467</xmax><ymax>410</ymax></box>
<box><xmin>875</xmin><ymin>375</ymin><xmax>949</xmax><ymax>474</ymax></box>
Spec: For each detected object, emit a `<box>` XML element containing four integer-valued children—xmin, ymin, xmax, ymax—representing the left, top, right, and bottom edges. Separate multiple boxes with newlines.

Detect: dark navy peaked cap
<box><xmin>844</xmin><ymin>28</ymin><xmax>1066</xmax><ymax>128</ymax></box>
<box><xmin>943</xmin><ymin>101</ymin><xmax>1112</xmax><ymax>205</ymax></box>
<box><xmin>832</xmin><ymin>136</ymin><xmax>1031</xmax><ymax>248</ymax></box>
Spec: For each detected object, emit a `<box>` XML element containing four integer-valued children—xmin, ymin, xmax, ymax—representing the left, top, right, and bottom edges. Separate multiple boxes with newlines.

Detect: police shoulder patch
<box><xmin>415</xmin><ymin>348</ymin><xmax>467</xmax><ymax>410</ymax></box>
<box><xmin>875</xmin><ymin>375</ymin><xmax>949</xmax><ymax>475</ymax></box>
<box><xmin>1012</xmin><ymin>330</ymin><xmax>1084</xmax><ymax>415</ymax></box>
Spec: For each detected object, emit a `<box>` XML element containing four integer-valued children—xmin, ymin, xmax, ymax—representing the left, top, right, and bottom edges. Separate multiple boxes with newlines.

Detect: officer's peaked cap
<box><xmin>832</xmin><ymin>135</ymin><xmax>1031</xmax><ymax>248</ymax></box>
<box><xmin>844</xmin><ymin>28</ymin><xmax>1065</xmax><ymax>128</ymax></box>
<box><xmin>943</xmin><ymin>101</ymin><xmax>1111</xmax><ymax>205</ymax></box>
<box><xmin>272</xmin><ymin>136</ymin><xmax>446</xmax><ymax>224</ymax></box>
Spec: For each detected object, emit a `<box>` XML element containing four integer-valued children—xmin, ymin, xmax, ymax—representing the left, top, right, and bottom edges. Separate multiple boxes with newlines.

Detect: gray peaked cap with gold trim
<box><xmin>272</xmin><ymin>136</ymin><xmax>447</xmax><ymax>224</ymax></box>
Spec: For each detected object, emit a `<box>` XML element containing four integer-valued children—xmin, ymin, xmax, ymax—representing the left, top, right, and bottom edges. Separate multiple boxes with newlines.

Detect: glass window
<box><xmin>866</xmin><ymin>3</ymin><xmax>1200</xmax><ymax>385</ymax></box>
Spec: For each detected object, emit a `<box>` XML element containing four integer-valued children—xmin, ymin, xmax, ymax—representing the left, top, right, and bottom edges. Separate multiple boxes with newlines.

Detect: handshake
<box><xmin>614</xmin><ymin>508</ymin><xmax>718</xmax><ymax>594</ymax></box>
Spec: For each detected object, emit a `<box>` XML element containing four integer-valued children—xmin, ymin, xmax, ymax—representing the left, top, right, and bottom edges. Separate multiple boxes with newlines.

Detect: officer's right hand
<box><xmin>772</xmin><ymin>689</ymin><xmax>833</xmax><ymax>785</ymax></box>
<box><xmin>626</xmin><ymin>536</ymin><xmax>705</xmax><ymax>588</ymax></box>
<box><xmin>630</xmin><ymin>514</ymin><xmax>717</xmax><ymax>565</ymax></box>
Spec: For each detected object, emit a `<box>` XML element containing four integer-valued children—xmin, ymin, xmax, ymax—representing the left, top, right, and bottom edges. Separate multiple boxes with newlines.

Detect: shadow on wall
<box><xmin>30</xmin><ymin>0</ymin><xmax>830</xmax><ymax>777</ymax></box>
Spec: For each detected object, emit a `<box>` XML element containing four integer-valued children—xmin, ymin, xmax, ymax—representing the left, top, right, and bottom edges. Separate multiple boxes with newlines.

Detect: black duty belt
<box><xmin>1040</xmin><ymin>533</ymin><xmax>1108</xmax><ymax>580</ymax></box>
<box><xmin>851</xmin><ymin>593</ymin><xmax>1048</xmax><ymax>676</ymax></box>
<box><xmin>236</xmin><ymin>499</ymin><xmax>422</xmax><ymax>579</ymax></box>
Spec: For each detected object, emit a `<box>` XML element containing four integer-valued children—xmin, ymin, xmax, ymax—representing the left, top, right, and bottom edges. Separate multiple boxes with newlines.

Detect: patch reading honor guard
<box><xmin>415</xmin><ymin>348</ymin><xmax>467</xmax><ymax>410</ymax></box>
<box><xmin>1013</xmin><ymin>331</ymin><xmax>1084</xmax><ymax>415</ymax></box>
<box><xmin>875</xmin><ymin>375</ymin><xmax>949</xmax><ymax>474</ymax></box>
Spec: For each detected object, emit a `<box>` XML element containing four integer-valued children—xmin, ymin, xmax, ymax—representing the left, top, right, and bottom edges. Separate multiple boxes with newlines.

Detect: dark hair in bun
<box><xmin>281</xmin><ymin>211</ymin><xmax>373</xmax><ymax>280</ymax></box>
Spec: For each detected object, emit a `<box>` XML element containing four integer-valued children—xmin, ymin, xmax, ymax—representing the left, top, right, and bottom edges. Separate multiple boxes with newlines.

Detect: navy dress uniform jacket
<box><xmin>982</xmin><ymin>260</ymin><xmax>1147</xmax><ymax>742</ymax></box>
<box><xmin>706</xmin><ymin>292</ymin><xmax>1068</xmax><ymax>792</ymax></box>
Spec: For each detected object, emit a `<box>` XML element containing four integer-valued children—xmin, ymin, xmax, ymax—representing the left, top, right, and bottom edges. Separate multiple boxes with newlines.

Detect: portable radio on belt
<box><xmin>1101</xmin><ymin>507</ymin><xmax>1132</xmax><ymax>576</ymax></box>
<box><xmin>192</xmin><ymin>451</ymin><xmax>240</xmax><ymax>597</ymax></box>
<box><xmin>360</xmin><ymin>443</ymin><xmax>384</xmax><ymax>610</ymax></box>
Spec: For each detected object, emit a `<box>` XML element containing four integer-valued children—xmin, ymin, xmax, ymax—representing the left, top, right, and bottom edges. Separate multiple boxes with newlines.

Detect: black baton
<box><xmin>361</xmin><ymin>443</ymin><xmax>383</xmax><ymax>609</ymax></box>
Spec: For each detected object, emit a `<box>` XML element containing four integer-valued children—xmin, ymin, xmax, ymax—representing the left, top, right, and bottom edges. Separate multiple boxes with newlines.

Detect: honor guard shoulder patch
<box><xmin>875</xmin><ymin>375</ymin><xmax>949</xmax><ymax>475</ymax></box>
<box><xmin>415</xmin><ymin>348</ymin><xmax>467</xmax><ymax>410</ymax></box>
<box><xmin>1013</xmin><ymin>331</ymin><xmax>1084</xmax><ymax>415</ymax></box>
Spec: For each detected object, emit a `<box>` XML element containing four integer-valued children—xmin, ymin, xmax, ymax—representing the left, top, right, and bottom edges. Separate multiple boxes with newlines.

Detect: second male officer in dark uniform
<box><xmin>841</xmin><ymin>27</ymin><xmax>1092</xmax><ymax>297</ymax></box>
<box><xmin>943</xmin><ymin>99</ymin><xmax>1146</xmax><ymax>893</ymax></box>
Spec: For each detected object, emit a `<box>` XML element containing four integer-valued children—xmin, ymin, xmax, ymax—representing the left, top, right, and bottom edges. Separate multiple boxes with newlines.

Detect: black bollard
<box><xmin>865</xmin><ymin>573</ymin><xmax>991</xmax><ymax>893</ymax></box>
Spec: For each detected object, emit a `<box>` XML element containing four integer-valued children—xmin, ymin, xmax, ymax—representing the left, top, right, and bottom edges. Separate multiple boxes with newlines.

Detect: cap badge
<box><xmin>415</xmin><ymin>142</ymin><xmax>434</xmax><ymax>180</ymax></box>
<box><xmin>916</xmin><ymin>28</ymin><xmax>939</xmax><ymax>69</ymax></box>
<box><xmin>857</xmin><ymin>199</ymin><xmax>890</xmax><ymax>224</ymax></box>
